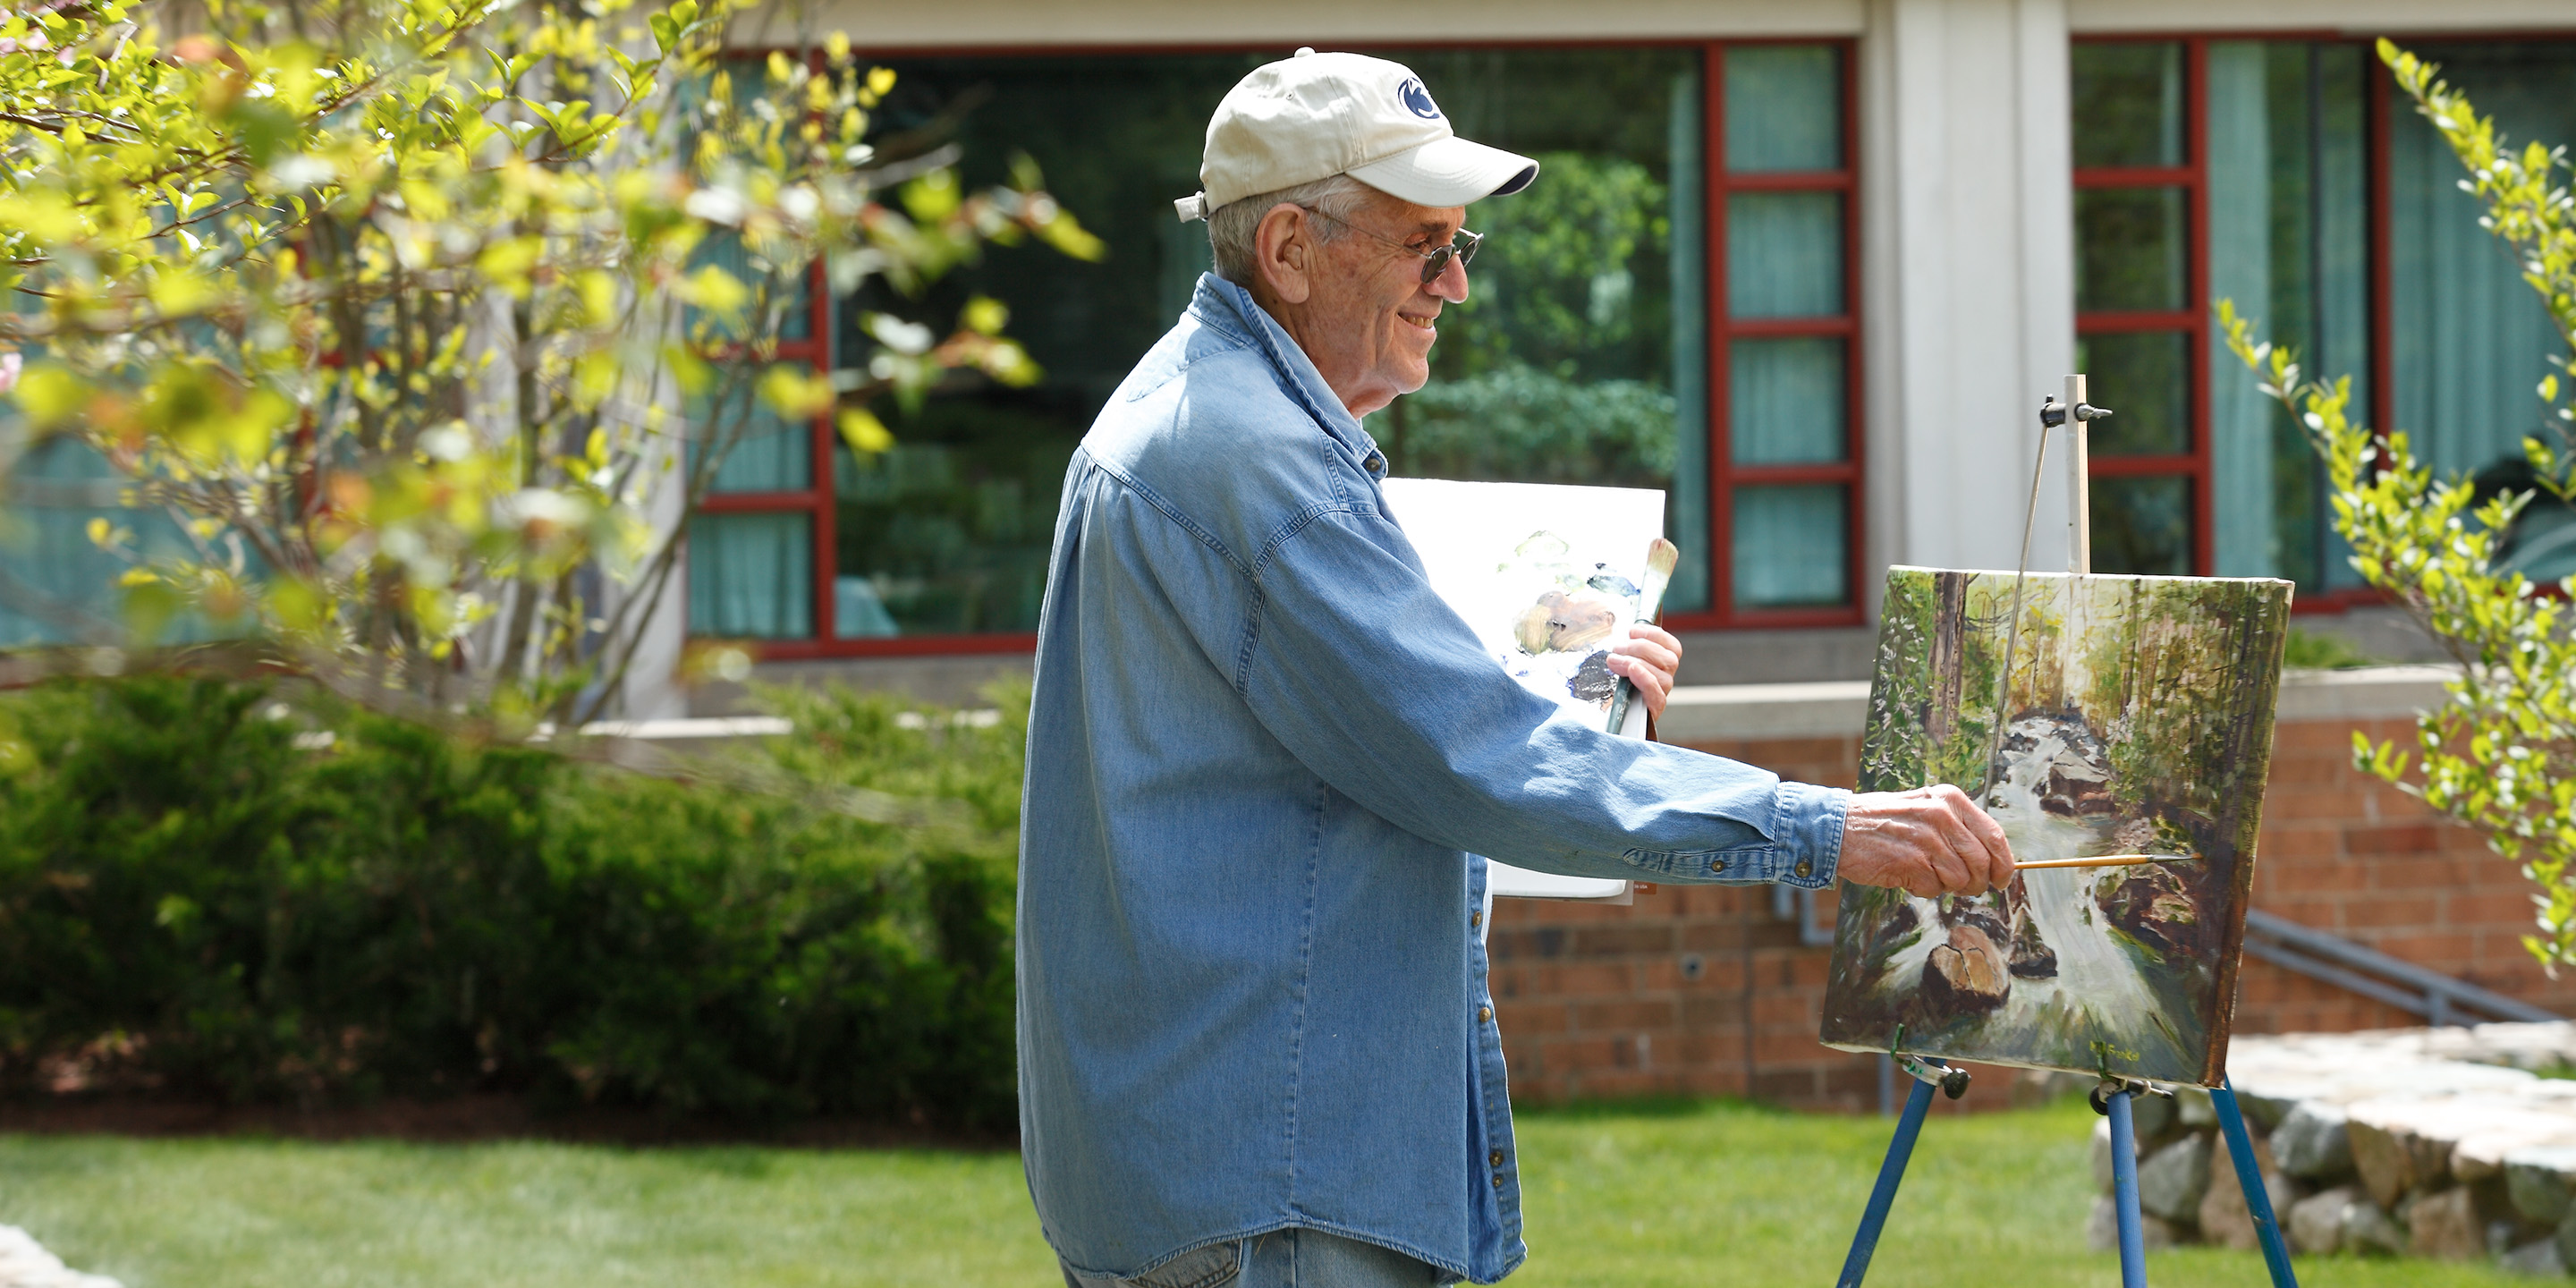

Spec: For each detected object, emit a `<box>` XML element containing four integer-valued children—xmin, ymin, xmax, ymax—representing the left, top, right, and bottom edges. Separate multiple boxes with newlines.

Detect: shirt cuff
<box><xmin>1768</xmin><ymin>781</ymin><xmax>1851</xmax><ymax>889</ymax></box>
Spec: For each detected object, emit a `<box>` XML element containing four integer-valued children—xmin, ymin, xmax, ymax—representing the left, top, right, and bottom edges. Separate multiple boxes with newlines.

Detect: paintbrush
<box><xmin>2013</xmin><ymin>854</ymin><xmax>2198</xmax><ymax>870</ymax></box>
<box><xmin>1604</xmin><ymin>538</ymin><xmax>1682</xmax><ymax>736</ymax></box>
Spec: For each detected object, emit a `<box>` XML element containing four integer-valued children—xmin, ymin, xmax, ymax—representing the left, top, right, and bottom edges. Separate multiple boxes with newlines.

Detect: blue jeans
<box><xmin>1059</xmin><ymin>1229</ymin><xmax>1449</xmax><ymax>1288</ymax></box>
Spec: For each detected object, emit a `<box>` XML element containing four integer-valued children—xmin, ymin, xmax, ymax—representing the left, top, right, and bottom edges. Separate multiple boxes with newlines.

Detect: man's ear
<box><xmin>1252</xmin><ymin>203</ymin><xmax>1313</xmax><ymax>306</ymax></box>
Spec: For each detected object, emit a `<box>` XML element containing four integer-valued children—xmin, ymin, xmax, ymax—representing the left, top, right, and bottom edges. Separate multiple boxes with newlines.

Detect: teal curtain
<box><xmin>1665</xmin><ymin>70</ymin><xmax>1708</xmax><ymax>612</ymax></box>
<box><xmin>691</xmin><ymin>392</ymin><xmax>810</xmax><ymax>494</ymax></box>
<box><xmin>0</xmin><ymin>439</ymin><xmax>144</xmax><ymax>645</ymax></box>
<box><xmin>1731</xmin><ymin>337</ymin><xmax>1846</xmax><ymax>465</ymax></box>
<box><xmin>1724</xmin><ymin>45</ymin><xmax>1840</xmax><ymax>172</ymax></box>
<box><xmin>2388</xmin><ymin>45</ymin><xmax>2576</xmax><ymax>482</ymax></box>
<box><xmin>1732</xmin><ymin>485</ymin><xmax>1845</xmax><ymax>606</ymax></box>
<box><xmin>2201</xmin><ymin>40</ymin><xmax>2369</xmax><ymax>587</ymax></box>
<box><xmin>1726</xmin><ymin>191</ymin><xmax>1843</xmax><ymax>318</ymax></box>
<box><xmin>691</xmin><ymin>228</ymin><xmax>809</xmax><ymax>342</ymax></box>
<box><xmin>834</xmin><ymin>575</ymin><xmax>901</xmax><ymax>638</ymax></box>
<box><xmin>2207</xmin><ymin>43</ymin><xmax>2278</xmax><ymax>578</ymax></box>
<box><xmin>689</xmin><ymin>512</ymin><xmax>812</xmax><ymax>639</ymax></box>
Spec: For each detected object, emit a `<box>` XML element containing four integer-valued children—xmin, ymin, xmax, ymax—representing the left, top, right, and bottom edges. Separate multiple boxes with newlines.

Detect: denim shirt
<box><xmin>1019</xmin><ymin>275</ymin><xmax>1852</xmax><ymax>1284</ymax></box>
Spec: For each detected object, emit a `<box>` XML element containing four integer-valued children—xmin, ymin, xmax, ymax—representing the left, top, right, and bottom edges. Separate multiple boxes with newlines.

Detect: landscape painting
<box><xmin>1818</xmin><ymin>567</ymin><xmax>2293</xmax><ymax>1086</ymax></box>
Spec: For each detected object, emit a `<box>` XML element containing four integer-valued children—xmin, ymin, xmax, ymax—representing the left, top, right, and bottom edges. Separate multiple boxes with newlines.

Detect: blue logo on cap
<box><xmin>1397</xmin><ymin>77</ymin><xmax>1442</xmax><ymax>121</ymax></box>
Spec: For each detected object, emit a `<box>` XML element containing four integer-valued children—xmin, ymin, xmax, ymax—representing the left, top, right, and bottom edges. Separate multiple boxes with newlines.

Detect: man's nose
<box><xmin>1428</xmin><ymin>251</ymin><xmax>1470</xmax><ymax>303</ymax></box>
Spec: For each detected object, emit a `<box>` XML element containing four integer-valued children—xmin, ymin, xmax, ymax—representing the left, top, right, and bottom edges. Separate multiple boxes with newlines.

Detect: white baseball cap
<box><xmin>1175</xmin><ymin>48</ymin><xmax>1538</xmax><ymax>222</ymax></box>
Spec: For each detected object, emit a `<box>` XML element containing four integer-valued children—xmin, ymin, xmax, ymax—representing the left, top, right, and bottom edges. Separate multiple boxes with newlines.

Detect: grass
<box><xmin>0</xmin><ymin>1098</ymin><xmax>2529</xmax><ymax>1287</ymax></box>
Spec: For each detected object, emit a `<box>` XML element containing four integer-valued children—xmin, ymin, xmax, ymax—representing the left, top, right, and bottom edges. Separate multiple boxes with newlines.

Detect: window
<box><xmin>2072</xmin><ymin>40</ymin><xmax>2207</xmax><ymax>579</ymax></box>
<box><xmin>686</xmin><ymin>40</ymin><xmax>1866</xmax><ymax>653</ymax></box>
<box><xmin>2071</xmin><ymin>35</ymin><xmax>2576</xmax><ymax>591</ymax></box>
<box><xmin>1709</xmin><ymin>43</ymin><xmax>1861</xmax><ymax>621</ymax></box>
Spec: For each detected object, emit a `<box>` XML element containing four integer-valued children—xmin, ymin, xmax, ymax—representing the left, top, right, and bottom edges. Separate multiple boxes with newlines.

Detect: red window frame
<box><xmin>694</xmin><ymin>36</ymin><xmax>1868</xmax><ymax>658</ymax></box>
<box><xmin>1683</xmin><ymin>38</ymin><xmax>1866</xmax><ymax>631</ymax></box>
<box><xmin>2067</xmin><ymin>29</ymin><xmax>2576</xmax><ymax>612</ymax></box>
<box><xmin>2071</xmin><ymin>36</ymin><xmax>2215</xmax><ymax>579</ymax></box>
<box><xmin>690</xmin><ymin>274</ymin><xmax>851</xmax><ymax>652</ymax></box>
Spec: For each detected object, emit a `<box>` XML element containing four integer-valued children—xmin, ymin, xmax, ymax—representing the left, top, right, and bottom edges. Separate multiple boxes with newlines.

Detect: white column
<box><xmin>1861</xmin><ymin>0</ymin><xmax>2077</xmax><ymax>597</ymax></box>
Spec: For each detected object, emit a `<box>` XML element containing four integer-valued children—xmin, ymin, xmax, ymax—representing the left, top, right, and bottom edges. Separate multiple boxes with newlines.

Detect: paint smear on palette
<box><xmin>1818</xmin><ymin>567</ymin><xmax>2292</xmax><ymax>1087</ymax></box>
<box><xmin>1380</xmin><ymin>478</ymin><xmax>1667</xmax><ymax>728</ymax></box>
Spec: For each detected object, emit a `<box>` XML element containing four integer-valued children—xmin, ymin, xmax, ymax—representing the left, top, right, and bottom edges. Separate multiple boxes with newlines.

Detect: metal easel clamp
<box><xmin>2087</xmin><ymin>1077</ymin><xmax>2173</xmax><ymax>1116</ymax></box>
<box><xmin>2039</xmin><ymin>397</ymin><xmax>2116</xmax><ymax>428</ymax></box>
<box><xmin>1887</xmin><ymin>1026</ymin><xmax>1971</xmax><ymax>1100</ymax></box>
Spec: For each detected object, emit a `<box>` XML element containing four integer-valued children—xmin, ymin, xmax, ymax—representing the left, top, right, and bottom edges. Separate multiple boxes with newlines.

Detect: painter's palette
<box><xmin>1382</xmin><ymin>478</ymin><xmax>1665</xmax><ymax>901</ymax></box>
<box><xmin>1818</xmin><ymin>568</ymin><xmax>2292</xmax><ymax>1086</ymax></box>
<box><xmin>1381</xmin><ymin>478</ymin><xmax>1664</xmax><ymax>734</ymax></box>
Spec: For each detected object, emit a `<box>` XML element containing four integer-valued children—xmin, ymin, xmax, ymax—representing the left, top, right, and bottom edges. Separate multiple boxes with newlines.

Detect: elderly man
<box><xmin>1020</xmin><ymin>49</ymin><xmax>2012</xmax><ymax>1288</ymax></box>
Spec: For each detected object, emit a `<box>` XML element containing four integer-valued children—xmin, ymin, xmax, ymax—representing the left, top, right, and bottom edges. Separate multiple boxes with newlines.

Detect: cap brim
<box><xmin>1345</xmin><ymin>135</ymin><xmax>1538</xmax><ymax>208</ymax></box>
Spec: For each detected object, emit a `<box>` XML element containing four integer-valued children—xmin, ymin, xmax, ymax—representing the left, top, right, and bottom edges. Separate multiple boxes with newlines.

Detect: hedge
<box><xmin>0</xmin><ymin>674</ymin><xmax>1023</xmax><ymax>1131</ymax></box>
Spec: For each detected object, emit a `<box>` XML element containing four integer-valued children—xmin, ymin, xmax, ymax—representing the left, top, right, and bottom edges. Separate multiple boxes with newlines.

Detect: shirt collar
<box><xmin>1190</xmin><ymin>274</ymin><xmax>1383</xmax><ymax>464</ymax></box>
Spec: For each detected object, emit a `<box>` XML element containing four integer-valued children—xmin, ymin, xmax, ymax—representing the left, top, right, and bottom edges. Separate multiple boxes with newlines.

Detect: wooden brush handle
<box><xmin>2012</xmin><ymin>854</ymin><xmax>2193</xmax><ymax>870</ymax></box>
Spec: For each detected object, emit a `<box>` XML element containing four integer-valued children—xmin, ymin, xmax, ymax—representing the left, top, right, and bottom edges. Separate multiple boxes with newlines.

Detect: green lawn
<box><xmin>0</xmin><ymin>1099</ymin><xmax>2529</xmax><ymax>1287</ymax></box>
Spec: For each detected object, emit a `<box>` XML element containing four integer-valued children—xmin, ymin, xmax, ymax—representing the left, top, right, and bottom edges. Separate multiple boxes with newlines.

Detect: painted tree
<box><xmin>0</xmin><ymin>0</ymin><xmax>1098</xmax><ymax>732</ymax></box>
<box><xmin>2219</xmin><ymin>39</ymin><xmax>2576</xmax><ymax>969</ymax></box>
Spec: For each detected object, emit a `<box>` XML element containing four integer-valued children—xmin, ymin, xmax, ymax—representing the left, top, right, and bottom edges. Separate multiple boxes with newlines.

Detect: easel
<box><xmin>1832</xmin><ymin>377</ymin><xmax>2299</xmax><ymax>1288</ymax></box>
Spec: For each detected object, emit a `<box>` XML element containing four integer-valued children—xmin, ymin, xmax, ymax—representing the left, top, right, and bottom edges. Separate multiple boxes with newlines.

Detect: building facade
<box><xmin>618</xmin><ymin>0</ymin><xmax>2576</xmax><ymax>712</ymax></box>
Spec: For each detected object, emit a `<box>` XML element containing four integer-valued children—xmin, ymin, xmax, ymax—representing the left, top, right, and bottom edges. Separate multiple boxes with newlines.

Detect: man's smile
<box><xmin>1397</xmin><ymin>310</ymin><xmax>1438</xmax><ymax>332</ymax></box>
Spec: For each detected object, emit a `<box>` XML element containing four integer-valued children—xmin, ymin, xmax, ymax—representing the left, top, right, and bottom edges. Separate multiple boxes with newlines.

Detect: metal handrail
<box><xmin>2241</xmin><ymin>909</ymin><xmax>2560</xmax><ymax>1026</ymax></box>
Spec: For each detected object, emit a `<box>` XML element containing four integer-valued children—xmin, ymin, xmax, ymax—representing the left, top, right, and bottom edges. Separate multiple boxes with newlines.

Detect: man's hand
<box><xmin>1604</xmin><ymin>623</ymin><xmax>1682</xmax><ymax>717</ymax></box>
<box><xmin>1837</xmin><ymin>784</ymin><xmax>2016</xmax><ymax>896</ymax></box>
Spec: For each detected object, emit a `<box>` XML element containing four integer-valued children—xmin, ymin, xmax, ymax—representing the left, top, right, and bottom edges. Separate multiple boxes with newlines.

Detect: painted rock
<box><xmin>1513</xmin><ymin>589</ymin><xmax>1617</xmax><ymax>655</ymax></box>
<box><xmin>1566</xmin><ymin>651</ymin><xmax>1617</xmax><ymax>701</ymax></box>
<box><xmin>1922</xmin><ymin>923</ymin><xmax>2008</xmax><ymax>1014</ymax></box>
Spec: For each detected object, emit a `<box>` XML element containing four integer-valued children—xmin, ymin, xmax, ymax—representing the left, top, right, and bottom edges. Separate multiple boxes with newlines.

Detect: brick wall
<box><xmin>1486</xmin><ymin>714</ymin><xmax>2576</xmax><ymax>1113</ymax></box>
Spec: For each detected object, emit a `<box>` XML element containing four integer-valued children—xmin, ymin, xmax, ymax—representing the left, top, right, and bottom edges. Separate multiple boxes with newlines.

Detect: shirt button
<box><xmin>1489</xmin><ymin>1149</ymin><xmax>1504</xmax><ymax>1167</ymax></box>
<box><xmin>1470</xmin><ymin>910</ymin><xmax>1481</xmax><ymax>928</ymax></box>
<box><xmin>1492</xmin><ymin>1174</ymin><xmax>1505</xmax><ymax>1189</ymax></box>
<box><xmin>1365</xmin><ymin>453</ymin><xmax>1385</xmax><ymax>472</ymax></box>
<box><xmin>1478</xmin><ymin>1005</ymin><xmax>1492</xmax><ymax>1023</ymax></box>
<box><xmin>1708</xmin><ymin>858</ymin><xmax>1727</xmax><ymax>874</ymax></box>
<box><xmin>1796</xmin><ymin>860</ymin><xmax>1814</xmax><ymax>878</ymax></box>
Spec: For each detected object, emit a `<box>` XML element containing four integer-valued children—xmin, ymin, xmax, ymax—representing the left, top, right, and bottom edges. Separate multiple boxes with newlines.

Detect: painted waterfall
<box><xmin>1818</xmin><ymin>567</ymin><xmax>2293</xmax><ymax>1086</ymax></box>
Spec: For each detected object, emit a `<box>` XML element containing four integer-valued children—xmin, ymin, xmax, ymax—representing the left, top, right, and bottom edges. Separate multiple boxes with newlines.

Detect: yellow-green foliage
<box><xmin>2216</xmin><ymin>41</ymin><xmax>2576</xmax><ymax>969</ymax></box>
<box><xmin>0</xmin><ymin>0</ymin><xmax>1097</xmax><ymax>726</ymax></box>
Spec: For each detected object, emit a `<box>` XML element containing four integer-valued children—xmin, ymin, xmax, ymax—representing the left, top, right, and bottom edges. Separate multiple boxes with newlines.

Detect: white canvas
<box><xmin>1381</xmin><ymin>478</ymin><xmax>1668</xmax><ymax>902</ymax></box>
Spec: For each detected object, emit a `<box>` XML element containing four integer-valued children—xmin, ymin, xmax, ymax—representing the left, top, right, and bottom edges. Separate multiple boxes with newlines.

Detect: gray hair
<box><xmin>1208</xmin><ymin>174</ymin><xmax>1377</xmax><ymax>286</ymax></box>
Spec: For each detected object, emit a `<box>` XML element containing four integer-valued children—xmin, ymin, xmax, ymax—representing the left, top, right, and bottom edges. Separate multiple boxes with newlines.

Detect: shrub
<box><xmin>0</xmin><ymin>674</ymin><xmax>1023</xmax><ymax>1131</ymax></box>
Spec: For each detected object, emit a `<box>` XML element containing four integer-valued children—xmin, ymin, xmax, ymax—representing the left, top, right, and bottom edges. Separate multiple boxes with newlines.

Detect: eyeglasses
<box><xmin>1297</xmin><ymin>205</ymin><xmax>1482</xmax><ymax>284</ymax></box>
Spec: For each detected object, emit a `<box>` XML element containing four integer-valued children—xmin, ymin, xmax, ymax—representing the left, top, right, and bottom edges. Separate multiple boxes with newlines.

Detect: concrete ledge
<box><xmin>1657</xmin><ymin>665</ymin><xmax>2462</xmax><ymax>746</ymax></box>
<box><xmin>2275</xmin><ymin>665</ymin><xmax>2457</xmax><ymax>722</ymax></box>
<box><xmin>1657</xmin><ymin>681</ymin><xmax>1871</xmax><ymax>743</ymax></box>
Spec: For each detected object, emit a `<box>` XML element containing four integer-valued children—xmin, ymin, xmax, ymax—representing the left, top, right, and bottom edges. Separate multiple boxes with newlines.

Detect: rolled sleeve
<box><xmin>1768</xmin><ymin>781</ymin><xmax>1852</xmax><ymax>888</ymax></box>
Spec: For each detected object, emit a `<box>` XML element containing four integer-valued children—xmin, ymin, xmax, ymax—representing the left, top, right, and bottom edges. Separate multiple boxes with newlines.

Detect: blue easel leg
<box><xmin>1836</xmin><ymin>1077</ymin><xmax>1936</xmax><ymax>1288</ymax></box>
<box><xmin>2107</xmin><ymin>1091</ymin><xmax>2148</xmax><ymax>1288</ymax></box>
<box><xmin>2213</xmin><ymin>1079</ymin><xmax>2300</xmax><ymax>1288</ymax></box>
